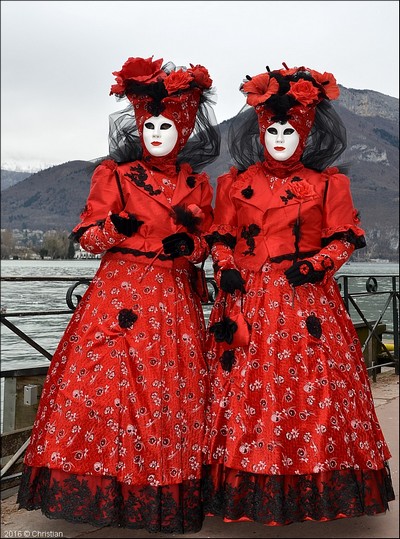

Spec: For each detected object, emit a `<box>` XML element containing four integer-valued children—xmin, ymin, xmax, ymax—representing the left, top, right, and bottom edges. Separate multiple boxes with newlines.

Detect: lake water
<box><xmin>1</xmin><ymin>258</ymin><xmax>399</xmax><ymax>373</ymax></box>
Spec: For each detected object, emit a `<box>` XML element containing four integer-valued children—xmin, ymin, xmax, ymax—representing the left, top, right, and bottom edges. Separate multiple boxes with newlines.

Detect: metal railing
<box><xmin>335</xmin><ymin>273</ymin><xmax>399</xmax><ymax>380</ymax></box>
<box><xmin>1</xmin><ymin>271</ymin><xmax>399</xmax><ymax>486</ymax></box>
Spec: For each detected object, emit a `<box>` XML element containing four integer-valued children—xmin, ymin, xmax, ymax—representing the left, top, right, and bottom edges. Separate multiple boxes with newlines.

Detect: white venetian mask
<box><xmin>264</xmin><ymin>121</ymin><xmax>300</xmax><ymax>161</ymax></box>
<box><xmin>143</xmin><ymin>115</ymin><xmax>179</xmax><ymax>157</ymax></box>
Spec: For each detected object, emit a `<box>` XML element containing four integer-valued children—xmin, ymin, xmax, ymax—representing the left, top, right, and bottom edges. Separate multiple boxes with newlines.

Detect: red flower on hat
<box><xmin>288</xmin><ymin>79</ymin><xmax>320</xmax><ymax>107</ymax></box>
<box><xmin>188</xmin><ymin>64</ymin><xmax>212</xmax><ymax>89</ymax></box>
<box><xmin>280</xmin><ymin>66</ymin><xmax>308</xmax><ymax>77</ymax></box>
<box><xmin>310</xmin><ymin>70</ymin><xmax>340</xmax><ymax>100</ymax></box>
<box><xmin>242</xmin><ymin>73</ymin><xmax>280</xmax><ymax>106</ymax></box>
<box><xmin>110</xmin><ymin>56</ymin><xmax>166</xmax><ymax>96</ymax></box>
<box><xmin>164</xmin><ymin>69</ymin><xmax>194</xmax><ymax>94</ymax></box>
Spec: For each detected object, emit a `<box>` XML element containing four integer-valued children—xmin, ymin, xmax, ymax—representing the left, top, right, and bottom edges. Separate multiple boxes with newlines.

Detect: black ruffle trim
<box><xmin>202</xmin><ymin>463</ymin><xmax>395</xmax><ymax>525</ymax></box>
<box><xmin>205</xmin><ymin>231</ymin><xmax>237</xmax><ymax>249</ymax></box>
<box><xmin>322</xmin><ymin>229</ymin><xmax>367</xmax><ymax>250</ymax></box>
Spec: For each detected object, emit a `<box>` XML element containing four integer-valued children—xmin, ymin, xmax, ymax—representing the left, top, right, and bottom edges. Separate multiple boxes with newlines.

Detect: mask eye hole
<box><xmin>144</xmin><ymin>122</ymin><xmax>154</xmax><ymax>130</ymax></box>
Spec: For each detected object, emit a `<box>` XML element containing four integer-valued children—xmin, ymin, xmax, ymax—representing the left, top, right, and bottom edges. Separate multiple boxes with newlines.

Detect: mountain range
<box><xmin>1</xmin><ymin>85</ymin><xmax>399</xmax><ymax>260</ymax></box>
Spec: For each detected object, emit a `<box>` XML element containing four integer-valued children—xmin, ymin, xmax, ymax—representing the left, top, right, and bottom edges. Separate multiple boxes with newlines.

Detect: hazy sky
<box><xmin>1</xmin><ymin>0</ymin><xmax>399</xmax><ymax>171</ymax></box>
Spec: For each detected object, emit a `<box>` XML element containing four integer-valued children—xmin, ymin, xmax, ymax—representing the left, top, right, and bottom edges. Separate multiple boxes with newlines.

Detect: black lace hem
<box><xmin>202</xmin><ymin>464</ymin><xmax>395</xmax><ymax>526</ymax></box>
<box><xmin>17</xmin><ymin>465</ymin><xmax>204</xmax><ymax>534</ymax></box>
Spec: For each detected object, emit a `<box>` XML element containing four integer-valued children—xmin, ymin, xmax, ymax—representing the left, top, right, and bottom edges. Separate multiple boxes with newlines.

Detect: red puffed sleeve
<box><xmin>70</xmin><ymin>160</ymin><xmax>130</xmax><ymax>254</ymax></box>
<box><xmin>185</xmin><ymin>172</ymin><xmax>214</xmax><ymax>265</ymax></box>
<box><xmin>322</xmin><ymin>169</ymin><xmax>365</xmax><ymax>249</ymax></box>
<box><xmin>205</xmin><ymin>168</ymin><xmax>240</xmax><ymax>281</ymax></box>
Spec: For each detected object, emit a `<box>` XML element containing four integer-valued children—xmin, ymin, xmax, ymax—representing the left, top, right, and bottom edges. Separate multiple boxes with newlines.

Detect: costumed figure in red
<box><xmin>17</xmin><ymin>56</ymin><xmax>220</xmax><ymax>534</ymax></box>
<box><xmin>202</xmin><ymin>63</ymin><xmax>395</xmax><ymax>526</ymax></box>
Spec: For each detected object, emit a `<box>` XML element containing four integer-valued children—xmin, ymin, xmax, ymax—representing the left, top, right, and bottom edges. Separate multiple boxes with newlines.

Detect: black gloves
<box><xmin>162</xmin><ymin>232</ymin><xmax>195</xmax><ymax>259</ymax></box>
<box><xmin>220</xmin><ymin>269</ymin><xmax>246</xmax><ymax>294</ymax></box>
<box><xmin>285</xmin><ymin>260</ymin><xmax>326</xmax><ymax>287</ymax></box>
<box><xmin>110</xmin><ymin>213</ymin><xmax>144</xmax><ymax>237</ymax></box>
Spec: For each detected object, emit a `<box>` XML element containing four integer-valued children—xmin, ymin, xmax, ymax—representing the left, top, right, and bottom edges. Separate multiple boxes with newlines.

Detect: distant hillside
<box><xmin>1</xmin><ymin>86</ymin><xmax>398</xmax><ymax>260</ymax></box>
<box><xmin>1</xmin><ymin>170</ymin><xmax>32</xmax><ymax>191</ymax></box>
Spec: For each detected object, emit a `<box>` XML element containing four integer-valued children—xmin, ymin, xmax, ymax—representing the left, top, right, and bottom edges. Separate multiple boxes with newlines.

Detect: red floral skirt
<box><xmin>204</xmin><ymin>261</ymin><xmax>395</xmax><ymax>524</ymax></box>
<box><xmin>17</xmin><ymin>253</ymin><xmax>208</xmax><ymax>533</ymax></box>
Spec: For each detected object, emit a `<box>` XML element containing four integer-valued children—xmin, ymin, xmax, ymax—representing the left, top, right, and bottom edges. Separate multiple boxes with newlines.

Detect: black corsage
<box><xmin>171</xmin><ymin>204</ymin><xmax>202</xmax><ymax>234</ymax></box>
<box><xmin>118</xmin><ymin>308</ymin><xmax>138</xmax><ymax>329</ymax></box>
<box><xmin>186</xmin><ymin>176</ymin><xmax>196</xmax><ymax>188</ymax></box>
<box><xmin>241</xmin><ymin>186</ymin><xmax>254</xmax><ymax>199</ymax></box>
<box><xmin>306</xmin><ymin>314</ymin><xmax>322</xmax><ymax>339</ymax></box>
<box><xmin>220</xmin><ymin>350</ymin><xmax>236</xmax><ymax>372</ymax></box>
<box><xmin>209</xmin><ymin>317</ymin><xmax>238</xmax><ymax>345</ymax></box>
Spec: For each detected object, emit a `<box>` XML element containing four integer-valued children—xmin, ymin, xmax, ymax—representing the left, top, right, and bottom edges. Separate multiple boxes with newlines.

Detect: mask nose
<box><xmin>276</xmin><ymin>128</ymin><xmax>284</xmax><ymax>144</ymax></box>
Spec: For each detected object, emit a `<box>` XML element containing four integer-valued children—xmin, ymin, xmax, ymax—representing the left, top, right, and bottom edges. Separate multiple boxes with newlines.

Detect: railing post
<box><xmin>2</xmin><ymin>378</ymin><xmax>16</xmax><ymax>433</ymax></box>
<box><xmin>392</xmin><ymin>276</ymin><xmax>399</xmax><ymax>375</ymax></box>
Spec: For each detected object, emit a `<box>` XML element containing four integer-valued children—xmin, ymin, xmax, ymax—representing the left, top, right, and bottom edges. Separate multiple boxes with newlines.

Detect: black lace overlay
<box><xmin>125</xmin><ymin>164</ymin><xmax>162</xmax><ymax>196</ymax></box>
<box><xmin>18</xmin><ymin>466</ymin><xmax>204</xmax><ymax>534</ymax></box>
<box><xmin>202</xmin><ymin>464</ymin><xmax>395</xmax><ymax>525</ymax></box>
<box><xmin>241</xmin><ymin>224</ymin><xmax>260</xmax><ymax>256</ymax></box>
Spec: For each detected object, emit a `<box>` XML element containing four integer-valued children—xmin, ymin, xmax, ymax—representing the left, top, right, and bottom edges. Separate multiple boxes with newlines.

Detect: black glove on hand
<box><xmin>220</xmin><ymin>269</ymin><xmax>246</xmax><ymax>294</ymax></box>
<box><xmin>110</xmin><ymin>213</ymin><xmax>144</xmax><ymax>237</ymax></box>
<box><xmin>285</xmin><ymin>260</ymin><xmax>326</xmax><ymax>287</ymax></box>
<box><xmin>162</xmin><ymin>232</ymin><xmax>195</xmax><ymax>259</ymax></box>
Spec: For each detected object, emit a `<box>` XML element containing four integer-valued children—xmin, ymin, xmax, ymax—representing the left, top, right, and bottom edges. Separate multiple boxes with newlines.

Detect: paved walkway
<box><xmin>1</xmin><ymin>371</ymin><xmax>398</xmax><ymax>539</ymax></box>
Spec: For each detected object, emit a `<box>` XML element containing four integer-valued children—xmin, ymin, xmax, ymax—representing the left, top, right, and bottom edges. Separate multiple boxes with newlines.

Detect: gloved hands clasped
<box><xmin>220</xmin><ymin>268</ymin><xmax>246</xmax><ymax>294</ymax></box>
<box><xmin>162</xmin><ymin>232</ymin><xmax>195</xmax><ymax>259</ymax></box>
<box><xmin>110</xmin><ymin>212</ymin><xmax>144</xmax><ymax>237</ymax></box>
<box><xmin>285</xmin><ymin>255</ymin><xmax>334</xmax><ymax>287</ymax></box>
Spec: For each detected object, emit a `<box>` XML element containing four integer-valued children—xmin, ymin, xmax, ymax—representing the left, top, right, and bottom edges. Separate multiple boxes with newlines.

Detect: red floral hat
<box><xmin>110</xmin><ymin>56</ymin><xmax>213</xmax><ymax>152</ymax></box>
<box><xmin>241</xmin><ymin>63</ymin><xmax>340</xmax><ymax>143</ymax></box>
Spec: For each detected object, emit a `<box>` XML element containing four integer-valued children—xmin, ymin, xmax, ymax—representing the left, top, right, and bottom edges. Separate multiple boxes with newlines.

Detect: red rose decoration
<box><xmin>299</xmin><ymin>263</ymin><xmax>310</xmax><ymax>275</ymax></box>
<box><xmin>288</xmin><ymin>178</ymin><xmax>316</xmax><ymax>201</ymax></box>
<box><xmin>288</xmin><ymin>80</ymin><xmax>320</xmax><ymax>107</ymax></box>
<box><xmin>164</xmin><ymin>69</ymin><xmax>193</xmax><ymax>94</ymax></box>
<box><xmin>110</xmin><ymin>56</ymin><xmax>166</xmax><ymax>96</ymax></box>
<box><xmin>188</xmin><ymin>64</ymin><xmax>212</xmax><ymax>89</ymax></box>
<box><xmin>242</xmin><ymin>73</ymin><xmax>280</xmax><ymax>106</ymax></box>
<box><xmin>310</xmin><ymin>70</ymin><xmax>340</xmax><ymax>100</ymax></box>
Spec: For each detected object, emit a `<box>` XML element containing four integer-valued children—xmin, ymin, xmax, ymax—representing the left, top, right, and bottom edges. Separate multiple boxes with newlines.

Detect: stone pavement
<box><xmin>1</xmin><ymin>371</ymin><xmax>398</xmax><ymax>539</ymax></box>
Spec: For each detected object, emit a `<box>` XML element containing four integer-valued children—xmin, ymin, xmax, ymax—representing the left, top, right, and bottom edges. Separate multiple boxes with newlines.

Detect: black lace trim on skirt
<box><xmin>17</xmin><ymin>465</ymin><xmax>204</xmax><ymax>534</ymax></box>
<box><xmin>202</xmin><ymin>463</ymin><xmax>395</xmax><ymax>526</ymax></box>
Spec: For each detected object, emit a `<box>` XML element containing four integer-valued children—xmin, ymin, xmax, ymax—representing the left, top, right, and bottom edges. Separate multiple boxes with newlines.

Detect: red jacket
<box><xmin>72</xmin><ymin>159</ymin><xmax>213</xmax><ymax>266</ymax></box>
<box><xmin>209</xmin><ymin>163</ymin><xmax>364</xmax><ymax>272</ymax></box>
